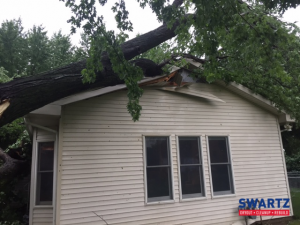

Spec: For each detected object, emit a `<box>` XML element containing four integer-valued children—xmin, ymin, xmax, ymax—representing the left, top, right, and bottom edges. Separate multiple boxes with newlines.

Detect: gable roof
<box><xmin>29</xmin><ymin>65</ymin><xmax>294</xmax><ymax>124</ymax></box>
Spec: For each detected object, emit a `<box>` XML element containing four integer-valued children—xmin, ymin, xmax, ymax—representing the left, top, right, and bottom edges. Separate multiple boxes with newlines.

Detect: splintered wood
<box><xmin>0</xmin><ymin>100</ymin><xmax>10</xmax><ymax>118</ymax></box>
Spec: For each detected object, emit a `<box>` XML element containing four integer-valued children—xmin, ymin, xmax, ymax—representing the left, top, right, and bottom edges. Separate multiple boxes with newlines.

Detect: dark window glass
<box><xmin>146</xmin><ymin>137</ymin><xmax>169</xmax><ymax>166</ymax></box>
<box><xmin>38</xmin><ymin>142</ymin><xmax>54</xmax><ymax>171</ymax></box>
<box><xmin>38</xmin><ymin>172</ymin><xmax>54</xmax><ymax>202</ymax></box>
<box><xmin>179</xmin><ymin>137</ymin><xmax>200</xmax><ymax>164</ymax></box>
<box><xmin>145</xmin><ymin>137</ymin><xmax>172</xmax><ymax>201</ymax></box>
<box><xmin>211</xmin><ymin>165</ymin><xmax>231</xmax><ymax>192</ymax></box>
<box><xmin>209</xmin><ymin>137</ymin><xmax>228</xmax><ymax>163</ymax></box>
<box><xmin>178</xmin><ymin>137</ymin><xmax>204</xmax><ymax>198</ymax></box>
<box><xmin>147</xmin><ymin>167</ymin><xmax>171</xmax><ymax>198</ymax></box>
<box><xmin>208</xmin><ymin>137</ymin><xmax>234</xmax><ymax>195</ymax></box>
<box><xmin>180</xmin><ymin>166</ymin><xmax>202</xmax><ymax>195</ymax></box>
<box><xmin>36</xmin><ymin>142</ymin><xmax>54</xmax><ymax>205</ymax></box>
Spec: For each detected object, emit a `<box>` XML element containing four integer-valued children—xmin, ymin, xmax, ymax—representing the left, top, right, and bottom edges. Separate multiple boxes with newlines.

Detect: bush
<box><xmin>286</xmin><ymin>152</ymin><xmax>300</xmax><ymax>172</ymax></box>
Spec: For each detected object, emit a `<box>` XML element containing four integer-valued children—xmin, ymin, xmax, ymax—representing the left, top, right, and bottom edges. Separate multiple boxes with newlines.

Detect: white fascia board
<box><xmin>52</xmin><ymin>75</ymin><xmax>166</xmax><ymax>106</ymax></box>
<box><xmin>29</xmin><ymin>75</ymin><xmax>167</xmax><ymax>116</ymax></box>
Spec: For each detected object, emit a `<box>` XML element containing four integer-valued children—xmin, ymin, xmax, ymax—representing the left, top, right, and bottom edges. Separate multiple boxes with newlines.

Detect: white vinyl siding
<box><xmin>32</xmin><ymin>208</ymin><xmax>53</xmax><ymax>225</ymax></box>
<box><xmin>58</xmin><ymin>83</ymin><xmax>290</xmax><ymax>225</ymax></box>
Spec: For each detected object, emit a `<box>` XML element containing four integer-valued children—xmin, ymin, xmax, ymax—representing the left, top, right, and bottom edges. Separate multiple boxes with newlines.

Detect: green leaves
<box><xmin>63</xmin><ymin>0</ymin><xmax>300</xmax><ymax>123</ymax></box>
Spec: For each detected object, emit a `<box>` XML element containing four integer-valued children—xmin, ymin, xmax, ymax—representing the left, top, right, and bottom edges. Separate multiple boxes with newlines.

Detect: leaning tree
<box><xmin>0</xmin><ymin>0</ymin><xmax>300</xmax><ymax>126</ymax></box>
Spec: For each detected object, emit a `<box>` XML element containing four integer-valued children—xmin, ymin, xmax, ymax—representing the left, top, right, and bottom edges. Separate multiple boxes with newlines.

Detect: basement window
<box><xmin>36</xmin><ymin>142</ymin><xmax>54</xmax><ymax>205</ymax></box>
<box><xmin>207</xmin><ymin>137</ymin><xmax>235</xmax><ymax>196</ymax></box>
<box><xmin>178</xmin><ymin>137</ymin><xmax>205</xmax><ymax>199</ymax></box>
<box><xmin>144</xmin><ymin>136</ymin><xmax>173</xmax><ymax>202</ymax></box>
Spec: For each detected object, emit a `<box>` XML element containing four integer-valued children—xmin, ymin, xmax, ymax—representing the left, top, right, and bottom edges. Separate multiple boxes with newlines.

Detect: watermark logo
<box><xmin>238</xmin><ymin>198</ymin><xmax>290</xmax><ymax>216</ymax></box>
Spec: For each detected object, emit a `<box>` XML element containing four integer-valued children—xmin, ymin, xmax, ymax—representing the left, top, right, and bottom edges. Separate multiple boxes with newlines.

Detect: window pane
<box><xmin>38</xmin><ymin>142</ymin><xmax>54</xmax><ymax>171</ymax></box>
<box><xmin>147</xmin><ymin>167</ymin><xmax>172</xmax><ymax>199</ymax></box>
<box><xmin>179</xmin><ymin>137</ymin><xmax>200</xmax><ymax>164</ymax></box>
<box><xmin>211</xmin><ymin>164</ymin><xmax>232</xmax><ymax>194</ymax></box>
<box><xmin>37</xmin><ymin>172</ymin><xmax>53</xmax><ymax>204</ymax></box>
<box><xmin>208</xmin><ymin>137</ymin><xmax>228</xmax><ymax>163</ymax></box>
<box><xmin>146</xmin><ymin>137</ymin><xmax>169</xmax><ymax>166</ymax></box>
<box><xmin>180</xmin><ymin>166</ymin><xmax>202</xmax><ymax>196</ymax></box>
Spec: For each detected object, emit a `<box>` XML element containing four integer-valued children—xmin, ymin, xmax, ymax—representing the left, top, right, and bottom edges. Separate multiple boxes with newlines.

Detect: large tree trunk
<box><xmin>0</xmin><ymin>21</ymin><xmax>180</xmax><ymax>127</ymax></box>
<box><xmin>0</xmin><ymin>148</ymin><xmax>26</xmax><ymax>177</ymax></box>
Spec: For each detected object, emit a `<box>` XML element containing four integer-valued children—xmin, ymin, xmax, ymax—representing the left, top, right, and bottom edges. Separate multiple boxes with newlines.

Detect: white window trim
<box><xmin>33</xmin><ymin>138</ymin><xmax>57</xmax><ymax>208</ymax></box>
<box><xmin>176</xmin><ymin>135</ymin><xmax>207</xmax><ymax>202</ymax></box>
<box><xmin>206</xmin><ymin>135</ymin><xmax>236</xmax><ymax>199</ymax></box>
<box><xmin>143</xmin><ymin>135</ymin><xmax>175</xmax><ymax>205</ymax></box>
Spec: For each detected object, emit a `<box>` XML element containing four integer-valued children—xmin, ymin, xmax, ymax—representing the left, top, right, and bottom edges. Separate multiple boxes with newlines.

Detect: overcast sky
<box><xmin>0</xmin><ymin>0</ymin><xmax>299</xmax><ymax>45</ymax></box>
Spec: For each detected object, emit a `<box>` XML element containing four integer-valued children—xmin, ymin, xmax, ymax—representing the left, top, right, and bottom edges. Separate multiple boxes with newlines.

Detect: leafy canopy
<box><xmin>0</xmin><ymin>18</ymin><xmax>88</xmax><ymax>79</ymax></box>
<box><xmin>61</xmin><ymin>0</ymin><xmax>300</xmax><ymax>122</ymax></box>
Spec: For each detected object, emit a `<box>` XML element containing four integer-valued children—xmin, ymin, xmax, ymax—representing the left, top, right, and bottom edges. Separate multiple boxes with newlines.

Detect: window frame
<box><xmin>143</xmin><ymin>135</ymin><xmax>175</xmax><ymax>205</ymax></box>
<box><xmin>34</xmin><ymin>139</ymin><xmax>57</xmax><ymax>207</ymax></box>
<box><xmin>206</xmin><ymin>135</ymin><xmax>236</xmax><ymax>198</ymax></box>
<box><xmin>176</xmin><ymin>135</ymin><xmax>207</xmax><ymax>202</ymax></box>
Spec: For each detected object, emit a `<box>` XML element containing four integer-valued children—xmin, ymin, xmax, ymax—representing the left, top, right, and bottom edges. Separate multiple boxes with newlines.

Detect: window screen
<box><xmin>145</xmin><ymin>137</ymin><xmax>173</xmax><ymax>202</ymax></box>
<box><xmin>36</xmin><ymin>142</ymin><xmax>54</xmax><ymax>205</ymax></box>
<box><xmin>208</xmin><ymin>137</ymin><xmax>234</xmax><ymax>196</ymax></box>
<box><xmin>178</xmin><ymin>137</ymin><xmax>205</xmax><ymax>198</ymax></box>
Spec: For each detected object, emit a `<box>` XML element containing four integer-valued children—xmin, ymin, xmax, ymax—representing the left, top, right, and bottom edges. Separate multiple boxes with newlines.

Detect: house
<box><xmin>24</xmin><ymin>65</ymin><xmax>294</xmax><ymax>225</ymax></box>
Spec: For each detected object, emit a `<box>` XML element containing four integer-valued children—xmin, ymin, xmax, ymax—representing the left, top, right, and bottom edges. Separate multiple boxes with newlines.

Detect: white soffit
<box><xmin>157</xmin><ymin>86</ymin><xmax>226</xmax><ymax>103</ymax></box>
<box><xmin>30</xmin><ymin>104</ymin><xmax>61</xmax><ymax>116</ymax></box>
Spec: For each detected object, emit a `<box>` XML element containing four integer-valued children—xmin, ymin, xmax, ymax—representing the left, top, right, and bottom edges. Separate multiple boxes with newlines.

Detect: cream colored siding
<box><xmin>58</xmin><ymin>83</ymin><xmax>289</xmax><ymax>225</ymax></box>
<box><xmin>36</xmin><ymin>128</ymin><xmax>56</xmax><ymax>141</ymax></box>
<box><xmin>32</xmin><ymin>208</ymin><xmax>53</xmax><ymax>225</ymax></box>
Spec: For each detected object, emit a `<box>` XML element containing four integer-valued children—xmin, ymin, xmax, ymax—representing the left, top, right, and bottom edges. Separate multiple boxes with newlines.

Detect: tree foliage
<box><xmin>0</xmin><ymin>18</ymin><xmax>89</xmax><ymax>224</ymax></box>
<box><xmin>60</xmin><ymin>0</ymin><xmax>300</xmax><ymax>123</ymax></box>
<box><xmin>0</xmin><ymin>18</ymin><xmax>88</xmax><ymax>78</ymax></box>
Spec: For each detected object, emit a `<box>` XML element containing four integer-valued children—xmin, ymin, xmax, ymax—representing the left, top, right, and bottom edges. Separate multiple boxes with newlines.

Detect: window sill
<box><xmin>211</xmin><ymin>194</ymin><xmax>236</xmax><ymax>199</ymax></box>
<box><xmin>180</xmin><ymin>196</ymin><xmax>207</xmax><ymax>202</ymax></box>
<box><xmin>145</xmin><ymin>200</ymin><xmax>175</xmax><ymax>206</ymax></box>
<box><xmin>33</xmin><ymin>205</ymin><xmax>53</xmax><ymax>208</ymax></box>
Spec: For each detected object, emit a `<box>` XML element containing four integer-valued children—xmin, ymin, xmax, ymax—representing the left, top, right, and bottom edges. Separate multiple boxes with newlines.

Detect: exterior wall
<box><xmin>32</xmin><ymin>207</ymin><xmax>53</xmax><ymax>225</ymax></box>
<box><xmin>28</xmin><ymin>115</ymin><xmax>59</xmax><ymax>225</ymax></box>
<box><xmin>57</xmin><ymin>83</ymin><xmax>290</xmax><ymax>225</ymax></box>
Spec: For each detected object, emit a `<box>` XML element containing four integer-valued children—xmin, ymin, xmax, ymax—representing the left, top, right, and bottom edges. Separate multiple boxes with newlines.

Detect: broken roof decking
<box><xmin>29</xmin><ymin>67</ymin><xmax>294</xmax><ymax>124</ymax></box>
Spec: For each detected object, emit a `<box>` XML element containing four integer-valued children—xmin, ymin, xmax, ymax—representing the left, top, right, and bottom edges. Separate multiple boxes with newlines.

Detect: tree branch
<box><xmin>0</xmin><ymin>17</ymin><xmax>191</xmax><ymax>127</ymax></box>
<box><xmin>172</xmin><ymin>0</ymin><xmax>184</xmax><ymax>7</ymax></box>
<box><xmin>0</xmin><ymin>147</ymin><xmax>26</xmax><ymax>177</ymax></box>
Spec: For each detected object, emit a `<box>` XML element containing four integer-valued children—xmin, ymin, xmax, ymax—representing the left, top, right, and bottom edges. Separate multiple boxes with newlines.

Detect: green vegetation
<box><xmin>0</xmin><ymin>18</ymin><xmax>88</xmax><ymax>80</ymax></box>
<box><xmin>291</xmin><ymin>188</ymin><xmax>300</xmax><ymax>219</ymax></box>
<box><xmin>63</xmin><ymin>0</ymin><xmax>300</xmax><ymax>123</ymax></box>
<box><xmin>0</xmin><ymin>18</ymin><xmax>88</xmax><ymax>224</ymax></box>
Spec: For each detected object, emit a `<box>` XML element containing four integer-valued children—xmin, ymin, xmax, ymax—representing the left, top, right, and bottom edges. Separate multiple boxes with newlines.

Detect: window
<box><xmin>207</xmin><ymin>137</ymin><xmax>235</xmax><ymax>196</ymax></box>
<box><xmin>144</xmin><ymin>137</ymin><xmax>173</xmax><ymax>202</ymax></box>
<box><xmin>36</xmin><ymin>142</ymin><xmax>54</xmax><ymax>205</ymax></box>
<box><xmin>178</xmin><ymin>137</ymin><xmax>205</xmax><ymax>199</ymax></box>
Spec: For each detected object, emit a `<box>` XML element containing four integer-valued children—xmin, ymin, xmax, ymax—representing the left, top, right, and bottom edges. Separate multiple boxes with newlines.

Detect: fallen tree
<box><xmin>0</xmin><ymin>21</ymin><xmax>179</xmax><ymax>127</ymax></box>
<box><xmin>1</xmin><ymin>0</ymin><xmax>300</xmax><ymax>126</ymax></box>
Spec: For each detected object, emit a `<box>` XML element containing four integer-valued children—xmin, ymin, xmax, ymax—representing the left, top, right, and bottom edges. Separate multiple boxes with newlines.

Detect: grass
<box><xmin>289</xmin><ymin>188</ymin><xmax>300</xmax><ymax>225</ymax></box>
<box><xmin>291</xmin><ymin>188</ymin><xmax>300</xmax><ymax>219</ymax></box>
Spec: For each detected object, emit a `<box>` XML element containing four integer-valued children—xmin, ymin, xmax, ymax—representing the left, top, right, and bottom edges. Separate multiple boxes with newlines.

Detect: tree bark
<box><xmin>0</xmin><ymin>147</ymin><xmax>26</xmax><ymax>177</ymax></box>
<box><xmin>0</xmin><ymin>21</ymin><xmax>180</xmax><ymax>127</ymax></box>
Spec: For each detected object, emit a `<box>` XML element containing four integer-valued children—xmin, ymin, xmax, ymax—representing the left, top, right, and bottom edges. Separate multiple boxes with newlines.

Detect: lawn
<box><xmin>290</xmin><ymin>188</ymin><xmax>300</xmax><ymax>225</ymax></box>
